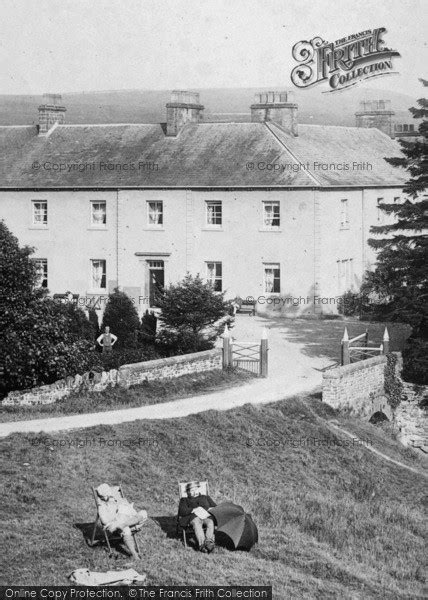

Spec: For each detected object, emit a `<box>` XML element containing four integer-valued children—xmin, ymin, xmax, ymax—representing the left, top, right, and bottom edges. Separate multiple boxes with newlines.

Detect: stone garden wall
<box><xmin>2</xmin><ymin>348</ymin><xmax>223</xmax><ymax>406</ymax></box>
<box><xmin>322</xmin><ymin>354</ymin><xmax>402</xmax><ymax>420</ymax></box>
<box><xmin>322</xmin><ymin>353</ymin><xmax>427</xmax><ymax>450</ymax></box>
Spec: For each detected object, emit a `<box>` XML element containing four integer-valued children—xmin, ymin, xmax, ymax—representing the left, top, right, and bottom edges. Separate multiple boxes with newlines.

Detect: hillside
<box><xmin>1</xmin><ymin>393</ymin><xmax>426</xmax><ymax>598</ymax></box>
<box><xmin>0</xmin><ymin>86</ymin><xmax>416</xmax><ymax>127</ymax></box>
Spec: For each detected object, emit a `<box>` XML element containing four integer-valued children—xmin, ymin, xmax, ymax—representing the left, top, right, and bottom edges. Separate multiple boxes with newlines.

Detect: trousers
<box><xmin>191</xmin><ymin>517</ymin><xmax>215</xmax><ymax>547</ymax></box>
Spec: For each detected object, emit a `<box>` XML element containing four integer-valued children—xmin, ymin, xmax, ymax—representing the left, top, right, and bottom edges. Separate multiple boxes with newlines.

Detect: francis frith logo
<box><xmin>291</xmin><ymin>28</ymin><xmax>400</xmax><ymax>92</ymax></box>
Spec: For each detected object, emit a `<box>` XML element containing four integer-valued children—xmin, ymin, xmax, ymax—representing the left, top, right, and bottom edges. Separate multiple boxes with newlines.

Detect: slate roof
<box><xmin>0</xmin><ymin>120</ymin><xmax>405</xmax><ymax>189</ymax></box>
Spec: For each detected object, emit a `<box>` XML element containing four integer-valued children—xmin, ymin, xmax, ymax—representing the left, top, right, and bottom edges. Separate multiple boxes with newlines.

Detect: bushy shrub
<box><xmin>101</xmin><ymin>289</ymin><xmax>140</xmax><ymax>349</ymax></box>
<box><xmin>140</xmin><ymin>310</ymin><xmax>158</xmax><ymax>344</ymax></box>
<box><xmin>2</xmin><ymin>298</ymin><xmax>102</xmax><ymax>393</ymax></box>
<box><xmin>156</xmin><ymin>274</ymin><xmax>229</xmax><ymax>354</ymax></box>
<box><xmin>156</xmin><ymin>328</ymin><xmax>213</xmax><ymax>356</ymax></box>
<box><xmin>100</xmin><ymin>346</ymin><xmax>161</xmax><ymax>370</ymax></box>
<box><xmin>87</xmin><ymin>307</ymin><xmax>100</xmax><ymax>342</ymax></box>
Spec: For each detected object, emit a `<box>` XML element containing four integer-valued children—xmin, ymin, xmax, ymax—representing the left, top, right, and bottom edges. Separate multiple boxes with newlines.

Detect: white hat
<box><xmin>96</xmin><ymin>483</ymin><xmax>112</xmax><ymax>498</ymax></box>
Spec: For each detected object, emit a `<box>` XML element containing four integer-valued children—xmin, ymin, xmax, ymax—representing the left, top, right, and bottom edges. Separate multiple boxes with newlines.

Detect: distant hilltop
<box><xmin>0</xmin><ymin>86</ymin><xmax>417</xmax><ymax>128</ymax></box>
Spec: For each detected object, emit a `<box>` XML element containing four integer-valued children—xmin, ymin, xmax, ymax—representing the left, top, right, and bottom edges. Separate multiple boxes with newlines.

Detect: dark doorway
<box><xmin>149</xmin><ymin>260</ymin><xmax>164</xmax><ymax>306</ymax></box>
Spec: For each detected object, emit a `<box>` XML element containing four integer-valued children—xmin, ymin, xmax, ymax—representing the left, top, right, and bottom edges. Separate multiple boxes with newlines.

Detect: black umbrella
<box><xmin>209</xmin><ymin>502</ymin><xmax>258</xmax><ymax>550</ymax></box>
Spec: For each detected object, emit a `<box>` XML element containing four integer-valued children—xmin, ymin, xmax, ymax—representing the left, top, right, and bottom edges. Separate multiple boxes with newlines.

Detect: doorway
<box><xmin>148</xmin><ymin>260</ymin><xmax>165</xmax><ymax>306</ymax></box>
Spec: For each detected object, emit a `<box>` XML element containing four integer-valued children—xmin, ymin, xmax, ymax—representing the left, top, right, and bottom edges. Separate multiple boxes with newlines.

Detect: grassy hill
<box><xmin>1</xmin><ymin>392</ymin><xmax>426</xmax><ymax>598</ymax></box>
<box><xmin>0</xmin><ymin>86</ymin><xmax>416</xmax><ymax>127</ymax></box>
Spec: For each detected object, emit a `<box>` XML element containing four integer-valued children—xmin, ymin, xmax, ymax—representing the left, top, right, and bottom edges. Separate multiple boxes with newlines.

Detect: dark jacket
<box><xmin>177</xmin><ymin>494</ymin><xmax>216</xmax><ymax>528</ymax></box>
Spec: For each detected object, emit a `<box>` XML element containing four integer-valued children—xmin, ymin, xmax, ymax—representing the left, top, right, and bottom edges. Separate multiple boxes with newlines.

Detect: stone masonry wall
<box><xmin>117</xmin><ymin>349</ymin><xmax>223</xmax><ymax>388</ymax></box>
<box><xmin>2</xmin><ymin>349</ymin><xmax>223</xmax><ymax>406</ymax></box>
<box><xmin>322</xmin><ymin>354</ymin><xmax>403</xmax><ymax>420</ymax></box>
<box><xmin>395</xmin><ymin>383</ymin><xmax>428</xmax><ymax>449</ymax></box>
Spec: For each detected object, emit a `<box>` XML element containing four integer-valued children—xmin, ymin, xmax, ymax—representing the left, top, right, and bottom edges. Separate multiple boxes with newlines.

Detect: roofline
<box><xmin>0</xmin><ymin>185</ymin><xmax>405</xmax><ymax>192</ymax></box>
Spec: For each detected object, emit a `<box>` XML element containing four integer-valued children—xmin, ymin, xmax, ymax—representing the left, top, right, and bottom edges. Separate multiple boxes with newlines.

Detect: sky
<box><xmin>0</xmin><ymin>0</ymin><xmax>426</xmax><ymax>96</ymax></box>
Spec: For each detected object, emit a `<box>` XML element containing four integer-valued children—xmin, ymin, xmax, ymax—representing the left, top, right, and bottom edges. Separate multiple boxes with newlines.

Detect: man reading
<box><xmin>178</xmin><ymin>482</ymin><xmax>216</xmax><ymax>553</ymax></box>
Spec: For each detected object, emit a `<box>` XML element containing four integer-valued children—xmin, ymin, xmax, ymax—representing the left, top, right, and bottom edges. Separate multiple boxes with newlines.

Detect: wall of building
<box><xmin>0</xmin><ymin>186</ymin><xmax>402</xmax><ymax>318</ymax></box>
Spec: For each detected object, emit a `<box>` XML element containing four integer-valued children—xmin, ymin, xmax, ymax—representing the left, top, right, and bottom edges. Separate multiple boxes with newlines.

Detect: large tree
<box><xmin>0</xmin><ymin>222</ymin><xmax>100</xmax><ymax>395</ymax></box>
<box><xmin>364</xmin><ymin>79</ymin><xmax>427</xmax><ymax>382</ymax></box>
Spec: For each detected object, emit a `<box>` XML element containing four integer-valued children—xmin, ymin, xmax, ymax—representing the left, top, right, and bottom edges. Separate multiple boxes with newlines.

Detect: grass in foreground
<box><xmin>0</xmin><ymin>369</ymin><xmax>255</xmax><ymax>422</ymax></box>
<box><xmin>1</xmin><ymin>394</ymin><xmax>426</xmax><ymax>598</ymax></box>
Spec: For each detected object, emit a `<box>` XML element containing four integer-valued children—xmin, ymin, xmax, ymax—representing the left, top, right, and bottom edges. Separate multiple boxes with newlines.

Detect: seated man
<box><xmin>178</xmin><ymin>482</ymin><xmax>216</xmax><ymax>553</ymax></box>
<box><xmin>96</xmin><ymin>483</ymin><xmax>148</xmax><ymax>561</ymax></box>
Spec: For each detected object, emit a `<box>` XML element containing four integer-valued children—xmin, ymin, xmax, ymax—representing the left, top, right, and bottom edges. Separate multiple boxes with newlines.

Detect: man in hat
<box><xmin>178</xmin><ymin>482</ymin><xmax>216</xmax><ymax>553</ymax></box>
<box><xmin>96</xmin><ymin>484</ymin><xmax>147</xmax><ymax>561</ymax></box>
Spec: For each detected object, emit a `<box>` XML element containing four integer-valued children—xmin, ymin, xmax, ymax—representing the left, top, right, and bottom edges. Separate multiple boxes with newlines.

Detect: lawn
<box><xmin>0</xmin><ymin>369</ymin><xmax>255</xmax><ymax>422</ymax></box>
<box><xmin>262</xmin><ymin>316</ymin><xmax>411</xmax><ymax>364</ymax></box>
<box><xmin>1</xmin><ymin>393</ymin><xmax>426</xmax><ymax>599</ymax></box>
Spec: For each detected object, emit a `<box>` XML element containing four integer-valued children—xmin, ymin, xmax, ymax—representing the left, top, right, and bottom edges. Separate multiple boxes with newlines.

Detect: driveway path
<box><xmin>0</xmin><ymin>316</ymin><xmax>332</xmax><ymax>438</ymax></box>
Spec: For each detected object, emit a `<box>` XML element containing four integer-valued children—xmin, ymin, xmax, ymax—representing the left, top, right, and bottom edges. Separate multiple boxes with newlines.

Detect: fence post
<box><xmin>223</xmin><ymin>325</ymin><xmax>231</xmax><ymax>369</ymax></box>
<box><xmin>341</xmin><ymin>327</ymin><xmax>350</xmax><ymax>365</ymax></box>
<box><xmin>382</xmin><ymin>327</ymin><xmax>390</xmax><ymax>354</ymax></box>
<box><xmin>260</xmin><ymin>328</ymin><xmax>268</xmax><ymax>377</ymax></box>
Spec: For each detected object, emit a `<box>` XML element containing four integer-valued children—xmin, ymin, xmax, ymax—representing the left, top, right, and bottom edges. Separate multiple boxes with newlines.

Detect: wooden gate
<box><xmin>223</xmin><ymin>327</ymin><xmax>268</xmax><ymax>377</ymax></box>
<box><xmin>232</xmin><ymin>341</ymin><xmax>261</xmax><ymax>375</ymax></box>
<box><xmin>341</xmin><ymin>327</ymin><xmax>390</xmax><ymax>365</ymax></box>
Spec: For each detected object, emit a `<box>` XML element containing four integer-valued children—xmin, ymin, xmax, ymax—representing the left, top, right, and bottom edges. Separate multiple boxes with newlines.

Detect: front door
<box><xmin>148</xmin><ymin>260</ymin><xmax>165</xmax><ymax>306</ymax></box>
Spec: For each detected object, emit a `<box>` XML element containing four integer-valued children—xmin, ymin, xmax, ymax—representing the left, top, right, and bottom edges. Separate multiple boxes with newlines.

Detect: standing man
<box><xmin>178</xmin><ymin>482</ymin><xmax>216</xmax><ymax>553</ymax></box>
<box><xmin>97</xmin><ymin>326</ymin><xmax>117</xmax><ymax>353</ymax></box>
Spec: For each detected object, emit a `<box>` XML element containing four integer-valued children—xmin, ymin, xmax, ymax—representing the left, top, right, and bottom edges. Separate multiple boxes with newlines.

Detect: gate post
<box><xmin>382</xmin><ymin>327</ymin><xmax>390</xmax><ymax>354</ymax></box>
<box><xmin>223</xmin><ymin>325</ymin><xmax>231</xmax><ymax>369</ymax></box>
<box><xmin>341</xmin><ymin>327</ymin><xmax>350</xmax><ymax>365</ymax></box>
<box><xmin>260</xmin><ymin>328</ymin><xmax>268</xmax><ymax>377</ymax></box>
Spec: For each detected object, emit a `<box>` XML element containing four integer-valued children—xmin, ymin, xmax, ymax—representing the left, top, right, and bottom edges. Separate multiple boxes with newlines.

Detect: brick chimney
<box><xmin>38</xmin><ymin>93</ymin><xmax>66</xmax><ymax>134</ymax></box>
<box><xmin>355</xmin><ymin>100</ymin><xmax>395</xmax><ymax>138</ymax></box>
<box><xmin>251</xmin><ymin>91</ymin><xmax>298</xmax><ymax>136</ymax></box>
<box><xmin>166</xmin><ymin>90</ymin><xmax>204</xmax><ymax>136</ymax></box>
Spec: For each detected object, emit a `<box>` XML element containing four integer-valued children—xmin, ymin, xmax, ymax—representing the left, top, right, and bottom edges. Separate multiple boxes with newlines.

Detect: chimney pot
<box><xmin>250</xmin><ymin>90</ymin><xmax>298</xmax><ymax>136</ymax></box>
<box><xmin>166</xmin><ymin>90</ymin><xmax>204</xmax><ymax>136</ymax></box>
<box><xmin>38</xmin><ymin>93</ymin><xmax>66</xmax><ymax>134</ymax></box>
<box><xmin>355</xmin><ymin>98</ymin><xmax>395</xmax><ymax>137</ymax></box>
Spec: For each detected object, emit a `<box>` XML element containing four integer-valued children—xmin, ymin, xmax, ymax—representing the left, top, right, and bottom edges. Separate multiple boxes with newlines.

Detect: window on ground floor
<box><xmin>337</xmin><ymin>258</ymin><xmax>354</xmax><ymax>293</ymax></box>
<box><xmin>206</xmin><ymin>261</ymin><xmax>222</xmax><ymax>291</ymax></box>
<box><xmin>264</xmin><ymin>263</ymin><xmax>280</xmax><ymax>293</ymax></box>
<box><xmin>91</xmin><ymin>259</ymin><xmax>106</xmax><ymax>290</ymax></box>
<box><xmin>32</xmin><ymin>258</ymin><xmax>48</xmax><ymax>288</ymax></box>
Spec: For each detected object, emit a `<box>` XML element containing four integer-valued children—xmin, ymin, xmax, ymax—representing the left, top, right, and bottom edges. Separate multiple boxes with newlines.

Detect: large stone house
<box><xmin>0</xmin><ymin>90</ymin><xmax>405</xmax><ymax>316</ymax></box>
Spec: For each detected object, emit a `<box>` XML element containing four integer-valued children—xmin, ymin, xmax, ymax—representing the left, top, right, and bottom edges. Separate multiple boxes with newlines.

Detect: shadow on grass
<box><xmin>74</xmin><ymin>521</ymin><xmax>128</xmax><ymax>556</ymax></box>
<box><xmin>151</xmin><ymin>516</ymin><xmax>253</xmax><ymax>553</ymax></box>
<box><xmin>152</xmin><ymin>516</ymin><xmax>178</xmax><ymax>540</ymax></box>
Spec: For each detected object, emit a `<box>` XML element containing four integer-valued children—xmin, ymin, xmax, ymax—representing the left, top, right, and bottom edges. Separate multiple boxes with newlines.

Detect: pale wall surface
<box><xmin>0</xmin><ymin>187</ymin><xmax>402</xmax><ymax>317</ymax></box>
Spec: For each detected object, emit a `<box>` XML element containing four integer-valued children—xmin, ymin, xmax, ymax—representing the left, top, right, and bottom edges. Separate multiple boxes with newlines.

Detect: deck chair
<box><xmin>88</xmin><ymin>484</ymin><xmax>142</xmax><ymax>557</ymax></box>
<box><xmin>176</xmin><ymin>480</ymin><xmax>212</xmax><ymax>548</ymax></box>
